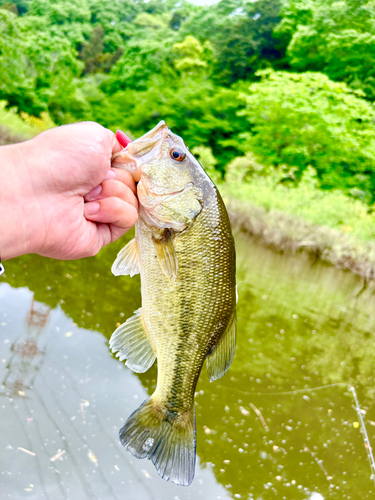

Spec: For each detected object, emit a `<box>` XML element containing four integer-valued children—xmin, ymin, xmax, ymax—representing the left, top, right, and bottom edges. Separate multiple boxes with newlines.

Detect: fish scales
<box><xmin>140</xmin><ymin>188</ymin><xmax>235</xmax><ymax>411</ymax></box>
<box><xmin>110</xmin><ymin>121</ymin><xmax>236</xmax><ymax>486</ymax></box>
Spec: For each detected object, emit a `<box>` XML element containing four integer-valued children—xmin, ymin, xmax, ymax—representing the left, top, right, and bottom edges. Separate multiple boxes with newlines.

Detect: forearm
<box><xmin>0</xmin><ymin>142</ymin><xmax>33</xmax><ymax>260</ymax></box>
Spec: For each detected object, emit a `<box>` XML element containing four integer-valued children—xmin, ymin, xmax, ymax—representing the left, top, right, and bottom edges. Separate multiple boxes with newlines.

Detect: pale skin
<box><xmin>0</xmin><ymin>121</ymin><xmax>138</xmax><ymax>261</ymax></box>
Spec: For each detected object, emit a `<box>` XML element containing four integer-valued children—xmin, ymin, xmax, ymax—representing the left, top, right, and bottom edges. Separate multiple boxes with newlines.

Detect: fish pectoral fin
<box><xmin>111</xmin><ymin>238</ymin><xmax>140</xmax><ymax>277</ymax></box>
<box><xmin>119</xmin><ymin>397</ymin><xmax>196</xmax><ymax>486</ymax></box>
<box><xmin>109</xmin><ymin>308</ymin><xmax>156</xmax><ymax>373</ymax></box>
<box><xmin>153</xmin><ymin>230</ymin><xmax>178</xmax><ymax>282</ymax></box>
<box><xmin>206</xmin><ymin>312</ymin><xmax>236</xmax><ymax>382</ymax></box>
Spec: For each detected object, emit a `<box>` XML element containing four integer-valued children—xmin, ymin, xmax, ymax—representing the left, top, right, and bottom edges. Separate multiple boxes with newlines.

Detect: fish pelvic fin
<box><xmin>112</xmin><ymin>238</ymin><xmax>140</xmax><ymax>277</ymax></box>
<box><xmin>206</xmin><ymin>312</ymin><xmax>236</xmax><ymax>382</ymax></box>
<box><xmin>109</xmin><ymin>308</ymin><xmax>156</xmax><ymax>373</ymax></box>
<box><xmin>119</xmin><ymin>397</ymin><xmax>196</xmax><ymax>486</ymax></box>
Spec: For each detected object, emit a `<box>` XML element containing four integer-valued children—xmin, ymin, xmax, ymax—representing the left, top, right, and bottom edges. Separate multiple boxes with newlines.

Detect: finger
<box><xmin>102</xmin><ymin>167</ymin><xmax>136</xmax><ymax>194</ymax></box>
<box><xmin>85</xmin><ymin>168</ymin><xmax>137</xmax><ymax>200</ymax></box>
<box><xmin>111</xmin><ymin>167</ymin><xmax>137</xmax><ymax>194</ymax></box>
<box><xmin>85</xmin><ymin>180</ymin><xmax>138</xmax><ymax>210</ymax></box>
<box><xmin>105</xmin><ymin>128</ymin><xmax>124</xmax><ymax>155</ymax></box>
<box><xmin>81</xmin><ymin>220</ymin><xmax>132</xmax><ymax>256</ymax></box>
<box><xmin>91</xmin><ymin>222</ymin><xmax>131</xmax><ymax>249</ymax></box>
<box><xmin>84</xmin><ymin>197</ymin><xmax>138</xmax><ymax>229</ymax></box>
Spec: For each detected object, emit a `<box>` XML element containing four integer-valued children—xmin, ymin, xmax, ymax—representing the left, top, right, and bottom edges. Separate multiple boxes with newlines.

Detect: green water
<box><xmin>1</xmin><ymin>230</ymin><xmax>375</xmax><ymax>500</ymax></box>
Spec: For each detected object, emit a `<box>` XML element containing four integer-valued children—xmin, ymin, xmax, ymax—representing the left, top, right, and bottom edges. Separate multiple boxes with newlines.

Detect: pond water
<box><xmin>1</xmin><ymin>230</ymin><xmax>375</xmax><ymax>500</ymax></box>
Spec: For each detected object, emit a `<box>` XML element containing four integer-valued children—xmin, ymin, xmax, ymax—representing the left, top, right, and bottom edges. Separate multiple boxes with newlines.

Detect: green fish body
<box><xmin>110</xmin><ymin>121</ymin><xmax>236</xmax><ymax>486</ymax></box>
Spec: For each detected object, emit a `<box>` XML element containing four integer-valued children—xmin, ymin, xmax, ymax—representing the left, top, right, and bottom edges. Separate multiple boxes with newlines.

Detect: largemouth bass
<box><xmin>110</xmin><ymin>121</ymin><xmax>236</xmax><ymax>486</ymax></box>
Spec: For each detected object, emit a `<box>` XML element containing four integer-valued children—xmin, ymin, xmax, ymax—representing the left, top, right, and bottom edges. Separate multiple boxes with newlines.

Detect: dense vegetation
<box><xmin>1</xmin><ymin>0</ymin><xmax>375</xmax><ymax>209</ymax></box>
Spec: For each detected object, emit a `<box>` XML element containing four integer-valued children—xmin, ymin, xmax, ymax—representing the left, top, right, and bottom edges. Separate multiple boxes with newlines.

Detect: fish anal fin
<box><xmin>109</xmin><ymin>308</ymin><xmax>156</xmax><ymax>373</ymax></box>
<box><xmin>152</xmin><ymin>230</ymin><xmax>178</xmax><ymax>282</ymax></box>
<box><xmin>112</xmin><ymin>238</ymin><xmax>140</xmax><ymax>277</ymax></box>
<box><xmin>206</xmin><ymin>312</ymin><xmax>236</xmax><ymax>382</ymax></box>
<box><xmin>119</xmin><ymin>397</ymin><xmax>196</xmax><ymax>486</ymax></box>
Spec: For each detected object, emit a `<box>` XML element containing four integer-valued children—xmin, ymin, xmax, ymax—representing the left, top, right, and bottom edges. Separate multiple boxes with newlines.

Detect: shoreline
<box><xmin>226</xmin><ymin>197</ymin><xmax>375</xmax><ymax>283</ymax></box>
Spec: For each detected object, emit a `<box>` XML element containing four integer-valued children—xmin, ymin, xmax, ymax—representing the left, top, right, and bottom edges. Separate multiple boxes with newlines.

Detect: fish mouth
<box><xmin>111</xmin><ymin>121</ymin><xmax>169</xmax><ymax>182</ymax></box>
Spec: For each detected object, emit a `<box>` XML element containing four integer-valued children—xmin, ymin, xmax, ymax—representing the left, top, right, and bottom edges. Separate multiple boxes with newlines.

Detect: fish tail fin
<box><xmin>119</xmin><ymin>397</ymin><xmax>196</xmax><ymax>486</ymax></box>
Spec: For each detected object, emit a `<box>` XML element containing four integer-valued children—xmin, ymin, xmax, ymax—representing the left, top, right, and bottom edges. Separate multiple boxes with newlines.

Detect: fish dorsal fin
<box><xmin>109</xmin><ymin>308</ymin><xmax>156</xmax><ymax>373</ymax></box>
<box><xmin>112</xmin><ymin>238</ymin><xmax>140</xmax><ymax>277</ymax></box>
<box><xmin>153</xmin><ymin>230</ymin><xmax>178</xmax><ymax>282</ymax></box>
<box><xmin>206</xmin><ymin>312</ymin><xmax>236</xmax><ymax>382</ymax></box>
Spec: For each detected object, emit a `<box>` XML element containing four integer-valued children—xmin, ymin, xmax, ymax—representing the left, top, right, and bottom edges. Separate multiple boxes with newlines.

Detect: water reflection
<box><xmin>0</xmin><ymin>285</ymin><xmax>230</xmax><ymax>500</ymax></box>
<box><xmin>1</xmin><ymin>297</ymin><xmax>50</xmax><ymax>398</ymax></box>
<box><xmin>1</xmin><ymin>232</ymin><xmax>375</xmax><ymax>499</ymax></box>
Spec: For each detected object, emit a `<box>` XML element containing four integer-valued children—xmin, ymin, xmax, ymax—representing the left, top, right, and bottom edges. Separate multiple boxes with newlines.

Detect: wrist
<box><xmin>0</xmin><ymin>141</ymin><xmax>36</xmax><ymax>260</ymax></box>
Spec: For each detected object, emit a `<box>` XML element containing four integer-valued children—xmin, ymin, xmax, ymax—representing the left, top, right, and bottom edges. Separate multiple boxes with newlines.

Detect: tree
<box><xmin>181</xmin><ymin>0</ymin><xmax>284</xmax><ymax>85</ymax></box>
<box><xmin>87</xmin><ymin>76</ymin><xmax>247</xmax><ymax>171</ymax></box>
<box><xmin>0</xmin><ymin>9</ymin><xmax>42</xmax><ymax>112</ymax></box>
<box><xmin>0</xmin><ymin>7</ymin><xmax>88</xmax><ymax>120</ymax></box>
<box><xmin>86</xmin><ymin>0</ymin><xmax>140</xmax><ymax>53</ymax></box>
<box><xmin>275</xmin><ymin>0</ymin><xmax>375</xmax><ymax>98</ymax></box>
<box><xmin>173</xmin><ymin>35</ymin><xmax>214</xmax><ymax>76</ymax></box>
<box><xmin>239</xmin><ymin>70</ymin><xmax>375</xmax><ymax>202</ymax></box>
<box><xmin>27</xmin><ymin>0</ymin><xmax>92</xmax><ymax>46</ymax></box>
<box><xmin>79</xmin><ymin>25</ymin><xmax>123</xmax><ymax>75</ymax></box>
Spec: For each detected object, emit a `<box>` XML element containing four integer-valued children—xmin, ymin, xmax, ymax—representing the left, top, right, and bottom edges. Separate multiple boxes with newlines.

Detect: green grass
<box><xmin>0</xmin><ymin>101</ymin><xmax>54</xmax><ymax>144</ymax></box>
<box><xmin>222</xmin><ymin>167</ymin><xmax>375</xmax><ymax>242</ymax></box>
<box><xmin>219</xmin><ymin>167</ymin><xmax>375</xmax><ymax>278</ymax></box>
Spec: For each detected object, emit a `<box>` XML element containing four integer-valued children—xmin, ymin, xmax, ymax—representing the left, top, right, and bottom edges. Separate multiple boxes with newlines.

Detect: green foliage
<box><xmin>104</xmin><ymin>36</ymin><xmax>176</xmax><ymax>93</ymax></box>
<box><xmin>180</xmin><ymin>0</ymin><xmax>284</xmax><ymax>85</ymax></box>
<box><xmin>85</xmin><ymin>0</ymin><xmax>141</xmax><ymax>52</ymax></box>
<box><xmin>0</xmin><ymin>100</ymin><xmax>55</xmax><ymax>142</ymax></box>
<box><xmin>2</xmin><ymin>0</ymin><xmax>375</xmax><ymax>211</ymax></box>
<box><xmin>276</xmin><ymin>0</ymin><xmax>375</xmax><ymax>98</ymax></box>
<box><xmin>79</xmin><ymin>25</ymin><xmax>123</xmax><ymax>75</ymax></box>
<box><xmin>191</xmin><ymin>145</ymin><xmax>222</xmax><ymax>184</ymax></box>
<box><xmin>0</xmin><ymin>9</ymin><xmax>38</xmax><ymax>111</ymax></box>
<box><xmin>86</xmin><ymin>77</ymin><xmax>247</xmax><ymax>171</ymax></box>
<box><xmin>173</xmin><ymin>35</ymin><xmax>213</xmax><ymax>76</ymax></box>
<box><xmin>239</xmin><ymin>70</ymin><xmax>375</xmax><ymax>202</ymax></box>
<box><xmin>0</xmin><ymin>7</ymin><xmax>86</xmax><ymax>120</ymax></box>
<box><xmin>225</xmin><ymin>151</ymin><xmax>265</xmax><ymax>184</ymax></box>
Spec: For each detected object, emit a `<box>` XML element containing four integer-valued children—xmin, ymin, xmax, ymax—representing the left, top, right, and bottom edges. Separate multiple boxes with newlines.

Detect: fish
<box><xmin>110</xmin><ymin>121</ymin><xmax>236</xmax><ymax>486</ymax></box>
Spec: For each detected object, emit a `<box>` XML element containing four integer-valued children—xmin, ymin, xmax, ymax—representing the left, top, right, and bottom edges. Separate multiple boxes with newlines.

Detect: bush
<box><xmin>0</xmin><ymin>100</ymin><xmax>55</xmax><ymax>143</ymax></box>
<box><xmin>238</xmin><ymin>70</ymin><xmax>375</xmax><ymax>203</ymax></box>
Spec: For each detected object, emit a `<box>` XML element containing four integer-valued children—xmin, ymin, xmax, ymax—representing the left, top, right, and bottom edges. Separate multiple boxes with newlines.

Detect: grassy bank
<box><xmin>221</xmin><ymin>172</ymin><xmax>375</xmax><ymax>280</ymax></box>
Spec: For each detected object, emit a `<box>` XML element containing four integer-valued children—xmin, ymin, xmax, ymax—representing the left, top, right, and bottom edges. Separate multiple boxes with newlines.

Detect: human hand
<box><xmin>1</xmin><ymin>122</ymin><xmax>138</xmax><ymax>260</ymax></box>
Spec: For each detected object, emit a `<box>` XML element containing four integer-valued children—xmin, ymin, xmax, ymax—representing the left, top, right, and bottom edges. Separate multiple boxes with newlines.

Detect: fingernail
<box><xmin>105</xmin><ymin>169</ymin><xmax>116</xmax><ymax>180</ymax></box>
<box><xmin>85</xmin><ymin>185</ymin><xmax>102</xmax><ymax>200</ymax></box>
<box><xmin>84</xmin><ymin>202</ymin><xmax>100</xmax><ymax>216</ymax></box>
<box><xmin>116</xmin><ymin>130</ymin><xmax>132</xmax><ymax>148</ymax></box>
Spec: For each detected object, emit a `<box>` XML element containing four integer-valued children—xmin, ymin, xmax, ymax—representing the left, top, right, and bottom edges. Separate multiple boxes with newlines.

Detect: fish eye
<box><xmin>170</xmin><ymin>148</ymin><xmax>186</xmax><ymax>162</ymax></box>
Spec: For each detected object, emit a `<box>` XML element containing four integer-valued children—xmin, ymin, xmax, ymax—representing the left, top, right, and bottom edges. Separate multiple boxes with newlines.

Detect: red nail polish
<box><xmin>116</xmin><ymin>130</ymin><xmax>132</xmax><ymax>148</ymax></box>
